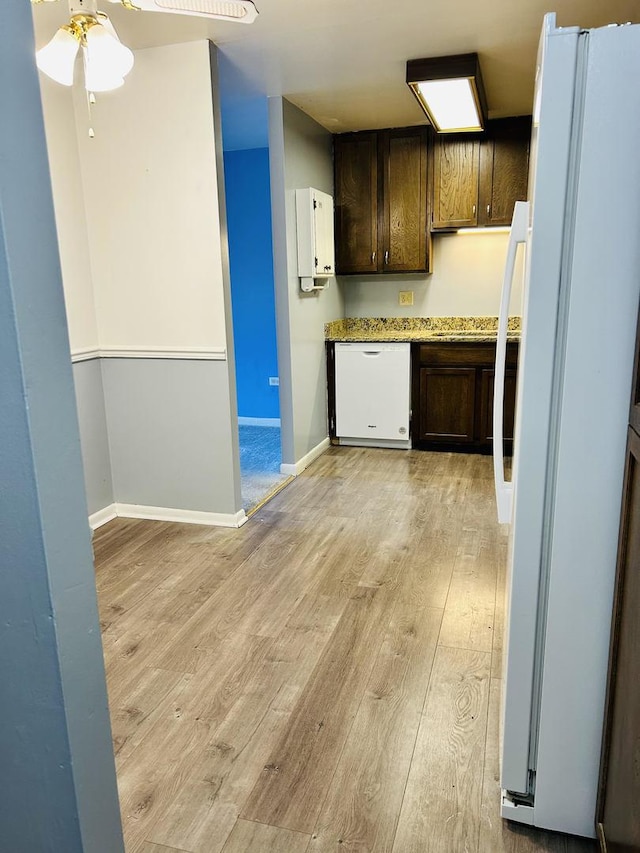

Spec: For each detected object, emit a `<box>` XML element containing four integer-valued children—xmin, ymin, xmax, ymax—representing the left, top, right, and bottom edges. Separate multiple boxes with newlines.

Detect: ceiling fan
<box><xmin>32</xmin><ymin>0</ymin><xmax>258</xmax><ymax>92</ymax></box>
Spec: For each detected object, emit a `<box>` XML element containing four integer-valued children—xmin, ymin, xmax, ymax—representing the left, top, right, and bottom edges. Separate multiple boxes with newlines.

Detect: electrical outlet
<box><xmin>399</xmin><ymin>290</ymin><xmax>414</xmax><ymax>306</ymax></box>
<box><xmin>269</xmin><ymin>377</ymin><xmax>279</xmax><ymax>386</ymax></box>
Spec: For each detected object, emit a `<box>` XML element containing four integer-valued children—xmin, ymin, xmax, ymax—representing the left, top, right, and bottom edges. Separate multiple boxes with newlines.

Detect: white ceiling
<box><xmin>32</xmin><ymin>0</ymin><xmax>640</xmax><ymax>133</ymax></box>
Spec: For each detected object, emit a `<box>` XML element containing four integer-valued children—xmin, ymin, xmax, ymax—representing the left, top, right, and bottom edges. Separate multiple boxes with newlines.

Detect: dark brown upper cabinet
<box><xmin>334</xmin><ymin>127</ymin><xmax>431</xmax><ymax>275</ymax></box>
<box><xmin>433</xmin><ymin>137</ymin><xmax>481</xmax><ymax>229</ymax></box>
<box><xmin>432</xmin><ymin>116</ymin><xmax>531</xmax><ymax>231</ymax></box>
<box><xmin>334</xmin><ymin>132</ymin><xmax>378</xmax><ymax>274</ymax></box>
<box><xmin>479</xmin><ymin>117</ymin><xmax>532</xmax><ymax>226</ymax></box>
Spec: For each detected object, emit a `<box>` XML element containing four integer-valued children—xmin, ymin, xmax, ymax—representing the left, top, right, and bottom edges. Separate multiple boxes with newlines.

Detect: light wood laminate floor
<box><xmin>95</xmin><ymin>447</ymin><xmax>597</xmax><ymax>853</ymax></box>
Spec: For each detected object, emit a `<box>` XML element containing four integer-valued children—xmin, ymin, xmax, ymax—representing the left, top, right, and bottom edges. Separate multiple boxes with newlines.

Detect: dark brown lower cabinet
<box><xmin>412</xmin><ymin>342</ymin><xmax>519</xmax><ymax>452</ymax></box>
<box><xmin>418</xmin><ymin>367</ymin><xmax>476</xmax><ymax>443</ymax></box>
<box><xmin>597</xmin><ymin>425</ymin><xmax>640</xmax><ymax>852</ymax></box>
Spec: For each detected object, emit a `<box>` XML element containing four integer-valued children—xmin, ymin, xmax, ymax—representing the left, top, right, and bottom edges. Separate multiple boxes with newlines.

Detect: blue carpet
<box><xmin>239</xmin><ymin>425</ymin><xmax>289</xmax><ymax>511</ymax></box>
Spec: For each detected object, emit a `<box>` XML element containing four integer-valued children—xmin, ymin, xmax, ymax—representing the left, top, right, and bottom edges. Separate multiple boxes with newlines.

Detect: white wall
<box><xmin>39</xmin><ymin>81</ymin><xmax>99</xmax><ymax>353</ymax></box>
<box><xmin>269</xmin><ymin>97</ymin><xmax>345</xmax><ymax>465</ymax></box>
<box><xmin>75</xmin><ymin>41</ymin><xmax>227</xmax><ymax>352</ymax></box>
<box><xmin>343</xmin><ymin>230</ymin><xmax>524</xmax><ymax>318</ymax></box>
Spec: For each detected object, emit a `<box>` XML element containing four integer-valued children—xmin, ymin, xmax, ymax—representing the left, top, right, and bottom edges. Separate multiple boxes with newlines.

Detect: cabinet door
<box><xmin>597</xmin><ymin>426</ymin><xmax>640</xmax><ymax>851</ymax></box>
<box><xmin>479</xmin><ymin>368</ymin><xmax>517</xmax><ymax>445</ymax></box>
<box><xmin>334</xmin><ymin>133</ymin><xmax>378</xmax><ymax>274</ymax></box>
<box><xmin>313</xmin><ymin>189</ymin><xmax>335</xmax><ymax>275</ymax></box>
<box><xmin>380</xmin><ymin>128</ymin><xmax>429</xmax><ymax>273</ymax></box>
<box><xmin>418</xmin><ymin>367</ymin><xmax>476</xmax><ymax>442</ymax></box>
<box><xmin>479</xmin><ymin>117</ymin><xmax>531</xmax><ymax>227</ymax></box>
<box><xmin>432</xmin><ymin>136</ymin><xmax>480</xmax><ymax>229</ymax></box>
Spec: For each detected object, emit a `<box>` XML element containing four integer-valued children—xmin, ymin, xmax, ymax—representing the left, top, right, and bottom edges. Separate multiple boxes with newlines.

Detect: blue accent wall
<box><xmin>224</xmin><ymin>147</ymin><xmax>280</xmax><ymax>419</ymax></box>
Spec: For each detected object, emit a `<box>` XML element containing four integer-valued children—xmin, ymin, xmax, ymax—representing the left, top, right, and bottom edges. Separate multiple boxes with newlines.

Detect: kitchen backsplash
<box><xmin>340</xmin><ymin>230</ymin><xmax>524</xmax><ymax>318</ymax></box>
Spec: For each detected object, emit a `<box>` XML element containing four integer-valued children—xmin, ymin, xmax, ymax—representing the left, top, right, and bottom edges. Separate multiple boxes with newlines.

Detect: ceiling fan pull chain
<box><xmin>85</xmin><ymin>79</ymin><xmax>96</xmax><ymax>138</ymax></box>
<box><xmin>83</xmin><ymin>49</ymin><xmax>97</xmax><ymax>139</ymax></box>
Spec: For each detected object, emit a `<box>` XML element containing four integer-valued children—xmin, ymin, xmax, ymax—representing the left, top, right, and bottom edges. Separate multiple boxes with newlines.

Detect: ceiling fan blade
<box><xmin>112</xmin><ymin>0</ymin><xmax>258</xmax><ymax>23</ymax></box>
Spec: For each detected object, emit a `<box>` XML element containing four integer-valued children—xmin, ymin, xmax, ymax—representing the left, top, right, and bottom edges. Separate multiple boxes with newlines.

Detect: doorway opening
<box><xmin>218</xmin><ymin>61</ymin><xmax>289</xmax><ymax>512</ymax></box>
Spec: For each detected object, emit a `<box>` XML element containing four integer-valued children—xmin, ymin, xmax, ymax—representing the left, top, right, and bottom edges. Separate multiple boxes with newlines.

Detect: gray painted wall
<box><xmin>0</xmin><ymin>2</ymin><xmax>123</xmax><ymax>848</ymax></box>
<box><xmin>102</xmin><ymin>358</ymin><xmax>239</xmax><ymax>515</ymax></box>
<box><xmin>73</xmin><ymin>359</ymin><xmax>114</xmax><ymax>515</ymax></box>
<box><xmin>268</xmin><ymin>97</ymin><xmax>345</xmax><ymax>465</ymax></box>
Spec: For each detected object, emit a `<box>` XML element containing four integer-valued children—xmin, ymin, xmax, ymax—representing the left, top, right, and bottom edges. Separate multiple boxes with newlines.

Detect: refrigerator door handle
<box><xmin>494</xmin><ymin>200</ymin><xmax>529</xmax><ymax>524</ymax></box>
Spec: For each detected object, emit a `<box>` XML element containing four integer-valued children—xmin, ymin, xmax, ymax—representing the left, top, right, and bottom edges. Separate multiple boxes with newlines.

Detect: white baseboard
<box><xmin>115</xmin><ymin>503</ymin><xmax>248</xmax><ymax>528</ymax></box>
<box><xmin>238</xmin><ymin>417</ymin><xmax>281</xmax><ymax>427</ymax></box>
<box><xmin>89</xmin><ymin>502</ymin><xmax>247</xmax><ymax>529</ymax></box>
<box><xmin>280</xmin><ymin>437</ymin><xmax>330</xmax><ymax>476</ymax></box>
<box><xmin>89</xmin><ymin>504</ymin><xmax>118</xmax><ymax>530</ymax></box>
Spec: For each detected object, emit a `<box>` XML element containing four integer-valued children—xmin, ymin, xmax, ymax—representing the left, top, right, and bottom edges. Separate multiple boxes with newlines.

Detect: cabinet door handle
<box><xmin>487</xmin><ymin>204</ymin><xmax>491</xmax><ymax>216</ymax></box>
<box><xmin>384</xmin><ymin>250</ymin><xmax>389</xmax><ymax>265</ymax></box>
<box><xmin>371</xmin><ymin>251</ymin><xmax>376</xmax><ymax>264</ymax></box>
<box><xmin>472</xmin><ymin>204</ymin><xmax>476</xmax><ymax>216</ymax></box>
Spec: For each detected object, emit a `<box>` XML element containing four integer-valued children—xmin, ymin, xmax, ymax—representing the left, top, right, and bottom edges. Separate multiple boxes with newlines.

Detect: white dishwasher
<box><xmin>334</xmin><ymin>342</ymin><xmax>411</xmax><ymax>449</ymax></box>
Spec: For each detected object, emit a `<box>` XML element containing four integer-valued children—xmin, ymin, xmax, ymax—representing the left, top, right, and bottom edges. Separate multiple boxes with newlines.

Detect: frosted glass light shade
<box><xmin>84</xmin><ymin>22</ymin><xmax>134</xmax><ymax>91</ymax></box>
<box><xmin>84</xmin><ymin>60</ymin><xmax>125</xmax><ymax>92</ymax></box>
<box><xmin>36</xmin><ymin>27</ymin><xmax>79</xmax><ymax>87</ymax></box>
<box><xmin>416</xmin><ymin>78</ymin><xmax>483</xmax><ymax>132</ymax></box>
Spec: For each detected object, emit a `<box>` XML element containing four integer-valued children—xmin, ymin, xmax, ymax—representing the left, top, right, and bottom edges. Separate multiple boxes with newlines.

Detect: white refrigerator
<box><xmin>492</xmin><ymin>13</ymin><xmax>640</xmax><ymax>838</ymax></box>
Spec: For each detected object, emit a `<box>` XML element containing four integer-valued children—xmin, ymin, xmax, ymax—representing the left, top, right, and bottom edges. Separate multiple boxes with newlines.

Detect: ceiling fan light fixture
<box><xmin>36</xmin><ymin>25</ymin><xmax>80</xmax><ymax>87</ymax></box>
<box><xmin>33</xmin><ymin>0</ymin><xmax>256</xmax><ymax>100</ymax></box>
<box><xmin>406</xmin><ymin>53</ymin><xmax>487</xmax><ymax>133</ymax></box>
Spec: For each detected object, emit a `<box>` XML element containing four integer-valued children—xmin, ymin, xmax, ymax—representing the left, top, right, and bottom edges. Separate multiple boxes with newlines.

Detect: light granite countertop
<box><xmin>325</xmin><ymin>316</ymin><xmax>521</xmax><ymax>343</ymax></box>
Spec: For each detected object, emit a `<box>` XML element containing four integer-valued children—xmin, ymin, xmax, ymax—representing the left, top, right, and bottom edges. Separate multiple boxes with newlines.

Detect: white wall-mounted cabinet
<box><xmin>295</xmin><ymin>187</ymin><xmax>335</xmax><ymax>291</ymax></box>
